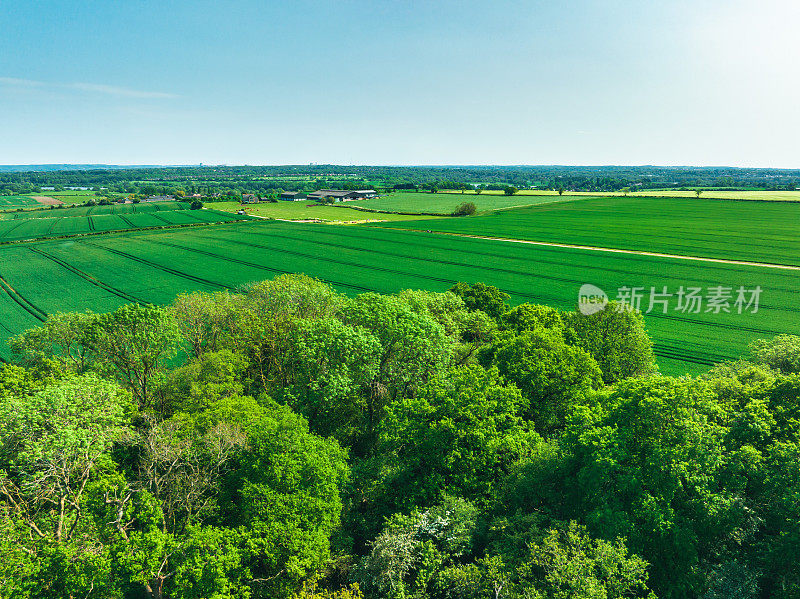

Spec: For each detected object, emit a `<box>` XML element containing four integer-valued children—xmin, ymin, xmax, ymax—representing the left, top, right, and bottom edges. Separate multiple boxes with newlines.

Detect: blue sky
<box><xmin>0</xmin><ymin>0</ymin><xmax>797</xmax><ymax>166</ymax></box>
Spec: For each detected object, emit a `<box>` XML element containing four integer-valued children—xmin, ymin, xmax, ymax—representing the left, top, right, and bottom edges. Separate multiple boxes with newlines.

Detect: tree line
<box><xmin>1</xmin><ymin>276</ymin><xmax>799</xmax><ymax>598</ymax></box>
<box><xmin>2</xmin><ymin>165</ymin><xmax>800</xmax><ymax>198</ymax></box>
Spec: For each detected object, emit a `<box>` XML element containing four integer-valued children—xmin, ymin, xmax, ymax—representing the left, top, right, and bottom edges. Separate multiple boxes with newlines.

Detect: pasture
<box><xmin>0</xmin><ymin>219</ymin><xmax>796</xmax><ymax>376</ymax></box>
<box><xmin>351</xmin><ymin>192</ymin><xmax>577</xmax><ymax>214</ymax></box>
<box><xmin>379</xmin><ymin>196</ymin><xmax>800</xmax><ymax>267</ymax></box>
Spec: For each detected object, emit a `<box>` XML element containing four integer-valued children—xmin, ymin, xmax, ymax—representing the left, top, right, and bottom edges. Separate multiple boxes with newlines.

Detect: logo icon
<box><xmin>578</xmin><ymin>284</ymin><xmax>608</xmax><ymax>315</ymax></box>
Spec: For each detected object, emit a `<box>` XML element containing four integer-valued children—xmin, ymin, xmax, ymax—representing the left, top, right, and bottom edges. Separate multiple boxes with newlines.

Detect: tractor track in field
<box><xmin>79</xmin><ymin>239</ymin><xmax>233</xmax><ymax>291</ymax></box>
<box><xmin>29</xmin><ymin>247</ymin><xmax>145</xmax><ymax>304</ymax></box>
<box><xmin>135</xmin><ymin>237</ymin><xmax>376</xmax><ymax>295</ymax></box>
<box><xmin>0</xmin><ymin>220</ymin><xmax>29</xmax><ymax>239</ymax></box>
<box><xmin>195</xmin><ymin>227</ymin><xmax>798</xmax><ymax>324</ymax></box>
<box><xmin>381</xmin><ymin>228</ymin><xmax>800</xmax><ymax>272</ymax></box>
<box><xmin>0</xmin><ymin>275</ymin><xmax>47</xmax><ymax>321</ymax></box>
<box><xmin>230</xmin><ymin>225</ymin><xmax>800</xmax><ymax>298</ymax></box>
<box><xmin>171</xmin><ymin>230</ymin><xmax>755</xmax><ymax>364</ymax></box>
<box><xmin>149</xmin><ymin>213</ymin><xmax>174</xmax><ymax>225</ymax></box>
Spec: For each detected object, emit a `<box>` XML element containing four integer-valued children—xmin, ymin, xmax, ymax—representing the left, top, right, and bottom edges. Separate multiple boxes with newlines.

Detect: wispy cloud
<box><xmin>0</xmin><ymin>77</ymin><xmax>178</xmax><ymax>99</ymax></box>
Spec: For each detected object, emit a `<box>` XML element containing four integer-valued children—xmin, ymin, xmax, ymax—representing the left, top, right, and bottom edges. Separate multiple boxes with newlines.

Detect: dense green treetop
<box><xmin>1</xmin><ymin>275</ymin><xmax>799</xmax><ymax>599</ymax></box>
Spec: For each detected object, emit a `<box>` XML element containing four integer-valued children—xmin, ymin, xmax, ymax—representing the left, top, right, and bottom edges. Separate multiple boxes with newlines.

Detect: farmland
<box><xmin>0</xmin><ymin>205</ymin><xmax>252</xmax><ymax>243</ymax></box>
<box><xmin>379</xmin><ymin>196</ymin><xmax>800</xmax><ymax>267</ymax></box>
<box><xmin>211</xmin><ymin>200</ymin><xmax>440</xmax><ymax>222</ymax></box>
<box><xmin>0</xmin><ymin>201</ymin><xmax>191</xmax><ymax>220</ymax></box>
<box><xmin>433</xmin><ymin>189</ymin><xmax>800</xmax><ymax>201</ymax></box>
<box><xmin>0</xmin><ymin>195</ymin><xmax>42</xmax><ymax>209</ymax></box>
<box><xmin>351</xmin><ymin>191</ymin><xmax>578</xmax><ymax>214</ymax></box>
<box><xmin>0</xmin><ymin>219</ymin><xmax>796</xmax><ymax>376</ymax></box>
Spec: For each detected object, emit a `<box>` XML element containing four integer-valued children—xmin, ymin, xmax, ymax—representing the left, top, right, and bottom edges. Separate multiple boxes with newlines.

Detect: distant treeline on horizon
<box><xmin>1</xmin><ymin>164</ymin><xmax>799</xmax><ymax>196</ymax></box>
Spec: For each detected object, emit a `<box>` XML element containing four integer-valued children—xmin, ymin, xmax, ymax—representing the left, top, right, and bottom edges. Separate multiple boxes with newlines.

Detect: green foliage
<box><xmin>279</xmin><ymin>317</ymin><xmax>381</xmax><ymax>451</ymax></box>
<box><xmin>339</xmin><ymin>292</ymin><xmax>452</xmax><ymax>448</ymax></box>
<box><xmin>0</xmin><ymin>374</ymin><xmax>131</xmax><ymax>598</ymax></box>
<box><xmin>372</xmin><ymin>365</ymin><xmax>538</xmax><ymax>515</ymax></box>
<box><xmin>91</xmin><ymin>303</ymin><xmax>181</xmax><ymax>412</ymax></box>
<box><xmin>448</xmin><ymin>282</ymin><xmax>510</xmax><ymax>320</ymax></box>
<box><xmin>500</xmin><ymin>303</ymin><xmax>564</xmax><ymax>334</ymax></box>
<box><xmin>515</xmin><ymin>522</ymin><xmax>654</xmax><ymax>599</ymax></box>
<box><xmin>749</xmin><ymin>334</ymin><xmax>800</xmax><ymax>374</ymax></box>
<box><xmin>356</xmin><ymin>496</ymin><xmax>479</xmax><ymax>599</ymax></box>
<box><xmin>451</xmin><ymin>202</ymin><xmax>477</xmax><ymax>216</ymax></box>
<box><xmin>221</xmin><ymin>399</ymin><xmax>349</xmax><ymax>598</ymax></box>
<box><xmin>564</xmin><ymin>303</ymin><xmax>658</xmax><ymax>384</ymax></box>
<box><xmin>10</xmin><ymin>311</ymin><xmax>99</xmax><ymax>373</ymax></box>
<box><xmin>2</xmin><ymin>275</ymin><xmax>800</xmax><ymax>598</ymax></box>
<box><xmin>490</xmin><ymin>326</ymin><xmax>603</xmax><ymax>431</ymax></box>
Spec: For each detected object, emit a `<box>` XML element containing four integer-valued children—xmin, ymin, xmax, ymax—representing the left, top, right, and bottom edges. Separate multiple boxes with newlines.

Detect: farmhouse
<box><xmin>242</xmin><ymin>194</ymin><xmax>259</xmax><ymax>204</ymax></box>
<box><xmin>307</xmin><ymin>189</ymin><xmax>376</xmax><ymax>202</ymax></box>
<box><xmin>280</xmin><ymin>191</ymin><xmax>307</xmax><ymax>201</ymax></box>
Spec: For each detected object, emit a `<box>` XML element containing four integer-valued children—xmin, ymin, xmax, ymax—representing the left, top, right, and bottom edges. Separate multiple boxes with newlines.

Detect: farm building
<box><xmin>280</xmin><ymin>192</ymin><xmax>307</xmax><ymax>201</ymax></box>
<box><xmin>307</xmin><ymin>189</ymin><xmax>376</xmax><ymax>202</ymax></box>
<box><xmin>242</xmin><ymin>194</ymin><xmax>259</xmax><ymax>204</ymax></box>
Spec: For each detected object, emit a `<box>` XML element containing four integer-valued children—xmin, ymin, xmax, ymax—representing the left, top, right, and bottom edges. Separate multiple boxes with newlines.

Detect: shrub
<box><xmin>452</xmin><ymin>202</ymin><xmax>477</xmax><ymax>216</ymax></box>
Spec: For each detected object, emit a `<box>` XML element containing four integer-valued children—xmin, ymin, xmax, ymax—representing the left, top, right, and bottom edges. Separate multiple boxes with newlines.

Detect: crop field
<box><xmin>351</xmin><ymin>192</ymin><xmax>577</xmax><ymax>214</ymax></box>
<box><xmin>1</xmin><ymin>201</ymin><xmax>190</xmax><ymax>220</ymax></box>
<box><xmin>0</xmin><ymin>208</ymin><xmax>252</xmax><ymax>243</ymax></box>
<box><xmin>0</xmin><ymin>219</ymin><xmax>795</xmax><ymax>376</ymax></box>
<box><xmin>437</xmin><ymin>189</ymin><xmax>800</xmax><ymax>201</ymax></box>
<box><xmin>212</xmin><ymin>200</ymin><xmax>441</xmax><ymax>222</ymax></box>
<box><xmin>0</xmin><ymin>195</ymin><xmax>42</xmax><ymax>209</ymax></box>
<box><xmin>379</xmin><ymin>196</ymin><xmax>800</xmax><ymax>267</ymax></box>
<box><xmin>36</xmin><ymin>191</ymin><xmax>107</xmax><ymax>204</ymax></box>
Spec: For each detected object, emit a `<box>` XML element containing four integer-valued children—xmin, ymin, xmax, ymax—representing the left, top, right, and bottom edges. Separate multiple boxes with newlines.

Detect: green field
<box><xmin>36</xmin><ymin>190</ymin><xmax>107</xmax><ymax>204</ymax></box>
<box><xmin>0</xmin><ymin>207</ymin><xmax>252</xmax><ymax>243</ymax></box>
<box><xmin>351</xmin><ymin>192</ymin><xmax>577</xmax><ymax>214</ymax></box>
<box><xmin>1</xmin><ymin>201</ymin><xmax>190</xmax><ymax>220</ymax></box>
<box><xmin>212</xmin><ymin>200</ymin><xmax>441</xmax><ymax>222</ymax></box>
<box><xmin>378</xmin><ymin>196</ymin><xmax>800</xmax><ymax>267</ymax></box>
<box><xmin>0</xmin><ymin>195</ymin><xmax>42</xmax><ymax>209</ymax></box>
<box><xmin>437</xmin><ymin>189</ymin><xmax>800</xmax><ymax>202</ymax></box>
<box><xmin>0</xmin><ymin>219</ymin><xmax>795</xmax><ymax>376</ymax></box>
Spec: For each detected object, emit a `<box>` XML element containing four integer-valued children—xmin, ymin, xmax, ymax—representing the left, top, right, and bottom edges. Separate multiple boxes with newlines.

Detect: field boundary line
<box><xmin>377</xmin><ymin>228</ymin><xmax>800</xmax><ymax>271</ymax></box>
